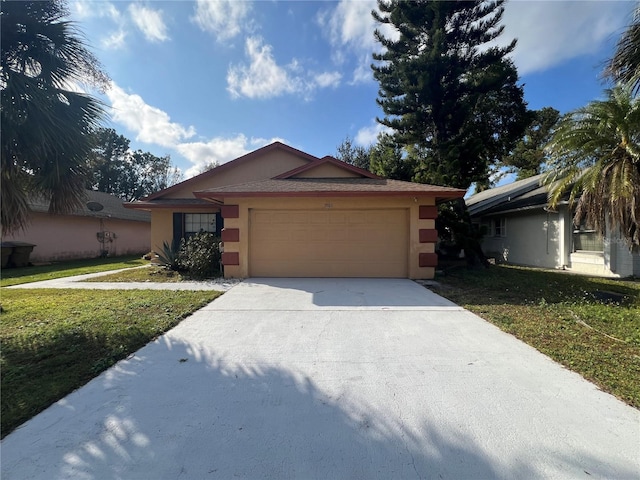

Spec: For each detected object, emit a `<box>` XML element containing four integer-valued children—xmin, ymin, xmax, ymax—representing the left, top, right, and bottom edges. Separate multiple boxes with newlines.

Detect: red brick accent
<box><xmin>222</xmin><ymin>252</ymin><xmax>239</xmax><ymax>266</ymax></box>
<box><xmin>419</xmin><ymin>252</ymin><xmax>438</xmax><ymax>268</ymax></box>
<box><xmin>221</xmin><ymin>205</ymin><xmax>239</xmax><ymax>218</ymax></box>
<box><xmin>419</xmin><ymin>229</ymin><xmax>438</xmax><ymax>243</ymax></box>
<box><xmin>221</xmin><ymin>228</ymin><xmax>240</xmax><ymax>242</ymax></box>
<box><xmin>419</xmin><ymin>206</ymin><xmax>438</xmax><ymax>219</ymax></box>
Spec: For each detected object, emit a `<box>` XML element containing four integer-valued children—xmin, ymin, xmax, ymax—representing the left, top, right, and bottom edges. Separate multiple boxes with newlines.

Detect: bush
<box><xmin>156</xmin><ymin>240</ymin><xmax>182</xmax><ymax>271</ymax></box>
<box><xmin>178</xmin><ymin>232</ymin><xmax>222</xmax><ymax>279</ymax></box>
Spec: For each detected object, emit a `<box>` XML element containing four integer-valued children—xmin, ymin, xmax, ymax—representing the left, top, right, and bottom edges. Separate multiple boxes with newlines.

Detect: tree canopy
<box><xmin>335</xmin><ymin>137</ymin><xmax>371</xmax><ymax>171</ymax></box>
<box><xmin>544</xmin><ymin>87</ymin><xmax>640</xmax><ymax>250</ymax></box>
<box><xmin>371</xmin><ymin>0</ymin><xmax>529</xmax><ymax>190</ymax></box>
<box><xmin>500</xmin><ymin>107</ymin><xmax>560</xmax><ymax>180</ymax></box>
<box><xmin>87</xmin><ymin>127</ymin><xmax>182</xmax><ymax>201</ymax></box>
<box><xmin>1</xmin><ymin>0</ymin><xmax>108</xmax><ymax>233</ymax></box>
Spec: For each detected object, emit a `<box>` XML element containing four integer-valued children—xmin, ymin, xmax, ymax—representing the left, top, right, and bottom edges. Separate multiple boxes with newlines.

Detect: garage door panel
<box><xmin>249</xmin><ymin>209</ymin><xmax>408</xmax><ymax>277</ymax></box>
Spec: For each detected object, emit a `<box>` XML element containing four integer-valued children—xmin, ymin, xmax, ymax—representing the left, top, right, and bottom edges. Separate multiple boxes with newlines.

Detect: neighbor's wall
<box><xmin>605</xmin><ymin>227</ymin><xmax>639</xmax><ymax>278</ymax></box>
<box><xmin>480</xmin><ymin>209</ymin><xmax>563</xmax><ymax>269</ymax></box>
<box><xmin>3</xmin><ymin>213</ymin><xmax>150</xmax><ymax>262</ymax></box>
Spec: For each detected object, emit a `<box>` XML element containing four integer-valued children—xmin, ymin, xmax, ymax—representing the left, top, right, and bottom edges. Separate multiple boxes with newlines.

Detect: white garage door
<box><xmin>249</xmin><ymin>209</ymin><xmax>408</xmax><ymax>277</ymax></box>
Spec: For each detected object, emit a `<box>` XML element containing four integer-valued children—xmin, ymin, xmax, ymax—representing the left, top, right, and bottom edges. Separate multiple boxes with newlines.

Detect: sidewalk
<box><xmin>6</xmin><ymin>267</ymin><xmax>239</xmax><ymax>291</ymax></box>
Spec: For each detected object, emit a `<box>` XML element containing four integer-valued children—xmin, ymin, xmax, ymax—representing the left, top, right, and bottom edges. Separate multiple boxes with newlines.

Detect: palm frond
<box><xmin>544</xmin><ymin>86</ymin><xmax>640</xmax><ymax>250</ymax></box>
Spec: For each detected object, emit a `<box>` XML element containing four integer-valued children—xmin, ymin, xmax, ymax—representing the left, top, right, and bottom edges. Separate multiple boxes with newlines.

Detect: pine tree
<box><xmin>372</xmin><ymin>0</ymin><xmax>529</xmax><ymax>190</ymax></box>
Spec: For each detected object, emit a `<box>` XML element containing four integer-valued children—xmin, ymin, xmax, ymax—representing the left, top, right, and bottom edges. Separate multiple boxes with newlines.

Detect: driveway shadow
<box><xmin>222</xmin><ymin>278</ymin><xmax>460</xmax><ymax>309</ymax></box>
<box><xmin>3</xmin><ymin>335</ymin><xmax>636</xmax><ymax>480</ymax></box>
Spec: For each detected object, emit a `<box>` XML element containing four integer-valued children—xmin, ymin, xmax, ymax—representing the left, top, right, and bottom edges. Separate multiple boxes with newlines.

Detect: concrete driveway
<box><xmin>2</xmin><ymin>278</ymin><xmax>639</xmax><ymax>479</ymax></box>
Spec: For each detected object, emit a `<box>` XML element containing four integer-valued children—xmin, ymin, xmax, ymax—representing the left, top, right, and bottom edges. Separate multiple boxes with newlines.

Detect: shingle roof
<box><xmin>29</xmin><ymin>190</ymin><xmax>150</xmax><ymax>222</ymax></box>
<box><xmin>466</xmin><ymin>174</ymin><xmax>548</xmax><ymax>216</ymax></box>
<box><xmin>142</xmin><ymin>141</ymin><xmax>319</xmax><ymax>201</ymax></box>
<box><xmin>194</xmin><ymin>178</ymin><xmax>465</xmax><ymax>200</ymax></box>
<box><xmin>123</xmin><ymin>198</ymin><xmax>217</xmax><ymax>209</ymax></box>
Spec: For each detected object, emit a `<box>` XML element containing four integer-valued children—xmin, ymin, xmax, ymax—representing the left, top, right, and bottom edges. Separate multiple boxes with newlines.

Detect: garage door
<box><xmin>249</xmin><ymin>209</ymin><xmax>408</xmax><ymax>277</ymax></box>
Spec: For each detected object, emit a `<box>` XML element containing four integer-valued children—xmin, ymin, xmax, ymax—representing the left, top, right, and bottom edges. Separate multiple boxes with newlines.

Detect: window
<box><xmin>573</xmin><ymin>224</ymin><xmax>603</xmax><ymax>252</ymax></box>
<box><xmin>492</xmin><ymin>218</ymin><xmax>506</xmax><ymax>237</ymax></box>
<box><xmin>184</xmin><ymin>213</ymin><xmax>216</xmax><ymax>238</ymax></box>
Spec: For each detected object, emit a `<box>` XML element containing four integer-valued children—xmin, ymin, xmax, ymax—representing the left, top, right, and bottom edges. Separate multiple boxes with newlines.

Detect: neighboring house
<box><xmin>125</xmin><ymin>142</ymin><xmax>465</xmax><ymax>279</ymax></box>
<box><xmin>3</xmin><ymin>190</ymin><xmax>151</xmax><ymax>263</ymax></box>
<box><xmin>466</xmin><ymin>174</ymin><xmax>640</xmax><ymax>278</ymax></box>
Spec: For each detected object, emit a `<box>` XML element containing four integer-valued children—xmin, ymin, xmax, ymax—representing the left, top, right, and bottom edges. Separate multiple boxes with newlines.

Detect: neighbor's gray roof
<box><xmin>29</xmin><ymin>190</ymin><xmax>151</xmax><ymax>222</ymax></box>
<box><xmin>466</xmin><ymin>174</ymin><xmax>549</xmax><ymax>217</ymax></box>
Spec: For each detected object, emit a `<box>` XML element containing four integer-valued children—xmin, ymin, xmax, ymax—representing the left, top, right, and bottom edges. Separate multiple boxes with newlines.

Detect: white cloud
<box><xmin>355</xmin><ymin>121</ymin><xmax>392</xmax><ymax>147</ymax></box>
<box><xmin>106</xmin><ymin>83</ymin><xmax>196</xmax><ymax>148</ymax></box>
<box><xmin>129</xmin><ymin>4</ymin><xmax>169</xmax><ymax>43</ymax></box>
<box><xmin>192</xmin><ymin>0</ymin><xmax>251</xmax><ymax>42</ymax></box>
<box><xmin>317</xmin><ymin>0</ymin><xmax>398</xmax><ymax>84</ymax></box>
<box><xmin>500</xmin><ymin>1</ymin><xmax>628</xmax><ymax>75</ymax></box>
<box><xmin>102</xmin><ymin>29</ymin><xmax>127</xmax><ymax>50</ymax></box>
<box><xmin>314</xmin><ymin>71</ymin><xmax>342</xmax><ymax>89</ymax></box>
<box><xmin>70</xmin><ymin>1</ymin><xmax>126</xmax><ymax>50</ymax></box>
<box><xmin>227</xmin><ymin>36</ymin><xmax>342</xmax><ymax>100</ymax></box>
<box><xmin>320</xmin><ymin>0</ymin><xmax>627</xmax><ymax>81</ymax></box>
<box><xmin>177</xmin><ymin>135</ymin><xmax>285</xmax><ymax>178</ymax></box>
<box><xmin>70</xmin><ymin>1</ymin><xmax>121</xmax><ymax>22</ymax></box>
<box><xmin>227</xmin><ymin>37</ymin><xmax>299</xmax><ymax>99</ymax></box>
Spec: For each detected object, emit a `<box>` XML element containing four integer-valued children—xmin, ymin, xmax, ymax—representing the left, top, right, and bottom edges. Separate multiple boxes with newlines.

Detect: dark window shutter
<box><xmin>215</xmin><ymin>212</ymin><xmax>223</xmax><ymax>236</ymax></box>
<box><xmin>173</xmin><ymin>213</ymin><xmax>184</xmax><ymax>246</ymax></box>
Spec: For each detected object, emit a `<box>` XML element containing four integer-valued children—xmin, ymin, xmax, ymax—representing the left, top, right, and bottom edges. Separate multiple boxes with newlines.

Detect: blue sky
<box><xmin>70</xmin><ymin>0</ymin><xmax>634</xmax><ymax>179</ymax></box>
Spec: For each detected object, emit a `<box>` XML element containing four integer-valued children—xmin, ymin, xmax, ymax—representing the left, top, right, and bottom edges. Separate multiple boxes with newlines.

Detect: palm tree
<box><xmin>544</xmin><ymin>86</ymin><xmax>640</xmax><ymax>251</ymax></box>
<box><xmin>1</xmin><ymin>0</ymin><xmax>108</xmax><ymax>234</ymax></box>
<box><xmin>605</xmin><ymin>6</ymin><xmax>640</xmax><ymax>95</ymax></box>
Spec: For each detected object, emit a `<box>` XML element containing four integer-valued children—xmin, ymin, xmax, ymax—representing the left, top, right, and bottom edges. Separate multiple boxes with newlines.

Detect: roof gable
<box><xmin>144</xmin><ymin>142</ymin><xmax>318</xmax><ymax>201</ymax></box>
<box><xmin>274</xmin><ymin>156</ymin><xmax>380</xmax><ymax>180</ymax></box>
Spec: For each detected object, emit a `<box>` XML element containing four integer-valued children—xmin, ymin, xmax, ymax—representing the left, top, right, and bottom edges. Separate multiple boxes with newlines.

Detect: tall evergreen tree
<box><xmin>372</xmin><ymin>0</ymin><xmax>529</xmax><ymax>190</ymax></box>
<box><xmin>501</xmin><ymin>107</ymin><xmax>560</xmax><ymax>180</ymax></box>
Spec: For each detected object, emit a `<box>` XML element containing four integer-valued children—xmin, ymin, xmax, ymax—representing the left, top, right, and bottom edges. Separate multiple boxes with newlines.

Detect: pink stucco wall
<box><xmin>3</xmin><ymin>213</ymin><xmax>150</xmax><ymax>262</ymax></box>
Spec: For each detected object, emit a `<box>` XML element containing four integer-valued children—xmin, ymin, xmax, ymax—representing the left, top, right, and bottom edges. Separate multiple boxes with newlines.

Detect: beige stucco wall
<box><xmin>292</xmin><ymin>163</ymin><xmax>360</xmax><ymax>178</ymax></box>
<box><xmin>164</xmin><ymin>151</ymin><xmax>311</xmax><ymax>199</ymax></box>
<box><xmin>149</xmin><ymin>207</ymin><xmax>220</xmax><ymax>253</ymax></box>
<box><xmin>3</xmin><ymin>213</ymin><xmax>150</xmax><ymax>262</ymax></box>
<box><xmin>221</xmin><ymin>196</ymin><xmax>437</xmax><ymax>279</ymax></box>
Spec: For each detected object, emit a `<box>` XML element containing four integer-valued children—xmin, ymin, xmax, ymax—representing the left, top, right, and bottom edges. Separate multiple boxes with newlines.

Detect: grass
<box><xmin>84</xmin><ymin>265</ymin><xmax>186</xmax><ymax>283</ymax></box>
<box><xmin>0</xmin><ymin>288</ymin><xmax>222</xmax><ymax>437</ymax></box>
<box><xmin>432</xmin><ymin>264</ymin><xmax>640</xmax><ymax>408</ymax></box>
<box><xmin>0</xmin><ymin>255</ymin><xmax>148</xmax><ymax>287</ymax></box>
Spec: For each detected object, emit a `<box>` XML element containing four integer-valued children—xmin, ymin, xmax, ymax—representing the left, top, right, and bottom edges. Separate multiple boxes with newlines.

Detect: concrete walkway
<box><xmin>2</xmin><ymin>278</ymin><xmax>639</xmax><ymax>479</ymax></box>
<box><xmin>6</xmin><ymin>267</ymin><xmax>239</xmax><ymax>290</ymax></box>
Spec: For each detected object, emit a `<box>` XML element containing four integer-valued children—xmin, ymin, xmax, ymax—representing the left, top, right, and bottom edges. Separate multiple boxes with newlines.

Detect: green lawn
<box><xmin>83</xmin><ymin>265</ymin><xmax>186</xmax><ymax>283</ymax></box>
<box><xmin>0</xmin><ymin>255</ymin><xmax>148</xmax><ymax>287</ymax></box>
<box><xmin>0</xmin><ymin>288</ymin><xmax>221</xmax><ymax>437</ymax></box>
<box><xmin>432</xmin><ymin>265</ymin><xmax>640</xmax><ymax>408</ymax></box>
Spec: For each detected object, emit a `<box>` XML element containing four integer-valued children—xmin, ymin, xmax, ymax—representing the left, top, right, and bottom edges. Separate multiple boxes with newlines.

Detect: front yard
<box><xmin>0</xmin><ymin>257</ymin><xmax>222</xmax><ymax>437</ymax></box>
<box><xmin>433</xmin><ymin>265</ymin><xmax>640</xmax><ymax>409</ymax></box>
<box><xmin>2</xmin><ymin>259</ymin><xmax>637</xmax><ymax>438</ymax></box>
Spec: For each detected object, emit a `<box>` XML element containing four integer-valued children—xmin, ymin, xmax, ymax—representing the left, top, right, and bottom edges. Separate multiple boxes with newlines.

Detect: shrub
<box><xmin>178</xmin><ymin>232</ymin><xmax>221</xmax><ymax>279</ymax></box>
<box><xmin>156</xmin><ymin>240</ymin><xmax>182</xmax><ymax>271</ymax></box>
